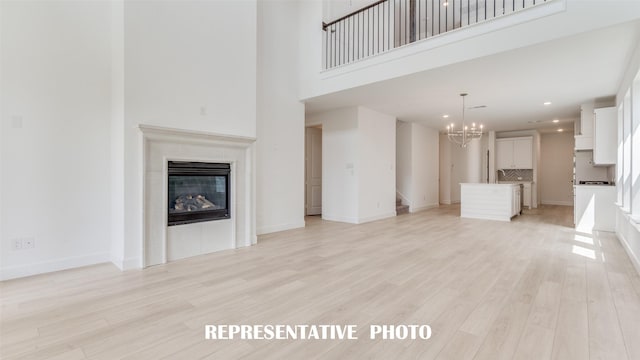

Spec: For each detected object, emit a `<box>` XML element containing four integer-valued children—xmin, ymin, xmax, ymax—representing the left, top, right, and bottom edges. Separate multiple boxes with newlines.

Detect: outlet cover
<box><xmin>23</xmin><ymin>237</ymin><xmax>35</xmax><ymax>249</ymax></box>
<box><xmin>12</xmin><ymin>239</ymin><xmax>23</xmax><ymax>250</ymax></box>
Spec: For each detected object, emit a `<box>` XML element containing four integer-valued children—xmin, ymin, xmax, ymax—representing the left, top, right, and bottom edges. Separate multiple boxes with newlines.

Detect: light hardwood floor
<box><xmin>2</xmin><ymin>205</ymin><xmax>640</xmax><ymax>360</ymax></box>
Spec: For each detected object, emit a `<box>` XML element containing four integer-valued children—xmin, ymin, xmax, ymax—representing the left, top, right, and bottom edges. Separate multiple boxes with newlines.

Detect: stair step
<box><xmin>396</xmin><ymin>199</ymin><xmax>402</xmax><ymax>206</ymax></box>
<box><xmin>396</xmin><ymin>204</ymin><xmax>409</xmax><ymax>215</ymax></box>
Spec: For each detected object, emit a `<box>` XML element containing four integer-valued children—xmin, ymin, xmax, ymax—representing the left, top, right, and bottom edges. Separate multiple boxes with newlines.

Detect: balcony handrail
<box><xmin>321</xmin><ymin>0</ymin><xmax>550</xmax><ymax>70</ymax></box>
<box><xmin>323</xmin><ymin>0</ymin><xmax>388</xmax><ymax>31</ymax></box>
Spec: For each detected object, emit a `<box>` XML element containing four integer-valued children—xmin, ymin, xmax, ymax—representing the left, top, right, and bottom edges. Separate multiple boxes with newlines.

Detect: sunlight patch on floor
<box><xmin>572</xmin><ymin>245</ymin><xmax>596</xmax><ymax>260</ymax></box>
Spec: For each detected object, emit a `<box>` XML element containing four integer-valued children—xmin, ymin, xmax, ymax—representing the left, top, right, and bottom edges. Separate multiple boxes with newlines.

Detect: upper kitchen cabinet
<box><xmin>496</xmin><ymin>137</ymin><xmax>533</xmax><ymax>169</ymax></box>
<box><xmin>575</xmin><ymin>103</ymin><xmax>594</xmax><ymax>150</ymax></box>
<box><xmin>593</xmin><ymin>106</ymin><xmax>617</xmax><ymax>165</ymax></box>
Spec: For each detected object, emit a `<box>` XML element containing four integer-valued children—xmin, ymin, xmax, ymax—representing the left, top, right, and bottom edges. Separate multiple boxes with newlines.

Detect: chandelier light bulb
<box><xmin>445</xmin><ymin>93</ymin><xmax>483</xmax><ymax>148</ymax></box>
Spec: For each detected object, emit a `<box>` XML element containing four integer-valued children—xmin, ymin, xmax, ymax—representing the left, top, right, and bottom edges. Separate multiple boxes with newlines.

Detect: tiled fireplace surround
<box><xmin>140</xmin><ymin>125</ymin><xmax>256</xmax><ymax>267</ymax></box>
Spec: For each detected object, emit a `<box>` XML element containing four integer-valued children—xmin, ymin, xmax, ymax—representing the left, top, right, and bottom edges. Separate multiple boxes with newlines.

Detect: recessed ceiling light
<box><xmin>443</xmin><ymin>114</ymin><xmax>449</xmax><ymax>118</ymax></box>
<box><xmin>552</xmin><ymin>119</ymin><xmax>559</xmax><ymax>123</ymax></box>
<box><xmin>557</xmin><ymin>128</ymin><xmax>563</xmax><ymax>132</ymax></box>
<box><xmin>544</xmin><ymin>101</ymin><xmax>552</xmax><ymax>106</ymax></box>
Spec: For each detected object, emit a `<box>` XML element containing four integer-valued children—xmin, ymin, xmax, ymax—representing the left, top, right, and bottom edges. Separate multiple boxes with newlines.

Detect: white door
<box><xmin>305</xmin><ymin>127</ymin><xmax>322</xmax><ymax>215</ymax></box>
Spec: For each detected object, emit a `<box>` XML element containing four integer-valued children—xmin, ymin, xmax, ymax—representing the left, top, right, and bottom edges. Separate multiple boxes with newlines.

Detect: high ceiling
<box><xmin>304</xmin><ymin>20</ymin><xmax>640</xmax><ymax>133</ymax></box>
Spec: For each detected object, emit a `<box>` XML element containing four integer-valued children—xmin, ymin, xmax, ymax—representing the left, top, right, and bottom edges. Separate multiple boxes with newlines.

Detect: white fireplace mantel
<box><xmin>139</xmin><ymin>125</ymin><xmax>256</xmax><ymax>267</ymax></box>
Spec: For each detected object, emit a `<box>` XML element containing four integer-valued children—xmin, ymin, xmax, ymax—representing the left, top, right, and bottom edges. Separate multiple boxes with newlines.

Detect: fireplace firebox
<box><xmin>167</xmin><ymin>161</ymin><xmax>230</xmax><ymax>226</ymax></box>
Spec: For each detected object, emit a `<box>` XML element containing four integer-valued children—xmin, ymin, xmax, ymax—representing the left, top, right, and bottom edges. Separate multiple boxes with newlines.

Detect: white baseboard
<box><xmin>322</xmin><ymin>214</ymin><xmax>359</xmax><ymax>224</ymax></box>
<box><xmin>111</xmin><ymin>256</ymin><xmax>141</xmax><ymax>271</ymax></box>
<box><xmin>0</xmin><ymin>252</ymin><xmax>110</xmax><ymax>281</ymax></box>
<box><xmin>357</xmin><ymin>212</ymin><xmax>396</xmax><ymax>224</ymax></box>
<box><xmin>257</xmin><ymin>221</ymin><xmax>306</xmax><ymax>235</ymax></box>
<box><xmin>541</xmin><ymin>200</ymin><xmax>573</xmax><ymax>206</ymax></box>
<box><xmin>410</xmin><ymin>203</ymin><xmax>439</xmax><ymax>213</ymax></box>
<box><xmin>322</xmin><ymin>212</ymin><xmax>395</xmax><ymax>224</ymax></box>
<box><xmin>616</xmin><ymin>228</ymin><xmax>640</xmax><ymax>276</ymax></box>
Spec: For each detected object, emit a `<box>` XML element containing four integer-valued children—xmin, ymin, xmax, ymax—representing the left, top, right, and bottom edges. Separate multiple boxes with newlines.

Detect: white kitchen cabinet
<box><xmin>496</xmin><ymin>140</ymin><xmax>513</xmax><ymax>170</ymax></box>
<box><xmin>574</xmin><ymin>185</ymin><xmax>615</xmax><ymax>232</ymax></box>
<box><xmin>496</xmin><ymin>137</ymin><xmax>533</xmax><ymax>169</ymax></box>
<box><xmin>579</xmin><ymin>103</ymin><xmax>594</xmax><ymax>136</ymax></box>
<box><xmin>593</xmin><ymin>107</ymin><xmax>617</xmax><ymax>165</ymax></box>
<box><xmin>575</xmin><ymin>103</ymin><xmax>594</xmax><ymax>150</ymax></box>
<box><xmin>512</xmin><ymin>186</ymin><xmax>522</xmax><ymax>217</ymax></box>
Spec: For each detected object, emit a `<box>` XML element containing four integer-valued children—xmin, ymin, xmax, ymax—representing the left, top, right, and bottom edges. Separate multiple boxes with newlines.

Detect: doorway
<box><xmin>305</xmin><ymin>126</ymin><xmax>322</xmax><ymax>215</ymax></box>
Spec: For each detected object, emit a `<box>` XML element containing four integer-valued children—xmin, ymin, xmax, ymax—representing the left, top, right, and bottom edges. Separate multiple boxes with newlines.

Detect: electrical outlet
<box><xmin>12</xmin><ymin>239</ymin><xmax>23</xmax><ymax>250</ymax></box>
<box><xmin>23</xmin><ymin>237</ymin><xmax>35</xmax><ymax>249</ymax></box>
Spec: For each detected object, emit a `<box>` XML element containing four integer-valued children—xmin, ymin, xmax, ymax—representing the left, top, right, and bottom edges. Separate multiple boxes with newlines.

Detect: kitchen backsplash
<box><xmin>497</xmin><ymin>169</ymin><xmax>533</xmax><ymax>182</ymax></box>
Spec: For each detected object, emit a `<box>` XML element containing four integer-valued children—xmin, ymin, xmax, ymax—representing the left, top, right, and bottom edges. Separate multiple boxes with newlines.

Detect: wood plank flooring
<box><xmin>1</xmin><ymin>205</ymin><xmax>640</xmax><ymax>360</ymax></box>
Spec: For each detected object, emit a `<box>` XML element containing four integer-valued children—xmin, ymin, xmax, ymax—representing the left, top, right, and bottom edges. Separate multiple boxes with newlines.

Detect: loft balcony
<box><xmin>322</xmin><ymin>0</ymin><xmax>554</xmax><ymax>70</ymax></box>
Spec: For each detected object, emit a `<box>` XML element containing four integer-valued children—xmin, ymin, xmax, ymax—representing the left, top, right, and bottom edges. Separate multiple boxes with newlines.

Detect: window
<box><xmin>623</xmin><ymin>90</ymin><xmax>631</xmax><ymax>212</ymax></box>
<box><xmin>618</xmin><ymin>102</ymin><xmax>624</xmax><ymax>206</ymax></box>
<box><xmin>632</xmin><ymin>71</ymin><xmax>640</xmax><ymax>216</ymax></box>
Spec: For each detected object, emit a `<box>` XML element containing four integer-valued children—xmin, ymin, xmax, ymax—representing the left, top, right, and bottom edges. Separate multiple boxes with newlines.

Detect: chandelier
<box><xmin>446</xmin><ymin>93</ymin><xmax>483</xmax><ymax>148</ymax></box>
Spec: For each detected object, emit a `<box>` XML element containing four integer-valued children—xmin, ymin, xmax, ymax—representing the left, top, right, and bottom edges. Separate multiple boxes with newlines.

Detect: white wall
<box><xmin>312</xmin><ymin>108</ymin><xmax>360</xmax><ymax>223</ymax></box>
<box><xmin>466</xmin><ymin>135</ymin><xmax>483</xmax><ymax>183</ymax></box>
<box><xmin>256</xmin><ymin>0</ymin><xmax>305</xmax><ymax>235</ymax></box>
<box><xmin>540</xmin><ymin>132</ymin><xmax>574</xmax><ymax>206</ymax></box>
<box><xmin>410</xmin><ymin>123</ymin><xmax>440</xmax><ymax>211</ymax></box>
<box><xmin>308</xmin><ymin>106</ymin><xmax>396</xmax><ymax>224</ymax></box>
<box><xmin>358</xmin><ymin>107</ymin><xmax>396</xmax><ymax>222</ymax></box>
<box><xmin>575</xmin><ymin>150</ymin><xmax>609</xmax><ymax>182</ymax></box>
<box><xmin>323</xmin><ymin>0</ymin><xmax>381</xmax><ymax>22</ymax></box>
<box><xmin>120</xmin><ymin>0</ymin><xmax>258</xmax><ymax>268</ymax></box>
<box><xmin>439</xmin><ymin>135</ymin><xmax>483</xmax><ymax>204</ymax></box>
<box><xmin>439</xmin><ymin>134</ymin><xmax>451</xmax><ymax>204</ymax></box>
<box><xmin>1</xmin><ymin>1</ymin><xmax>113</xmax><ymax>279</ymax></box>
<box><xmin>450</xmin><ymin>141</ymin><xmax>470</xmax><ymax>203</ymax></box>
<box><xmin>397</xmin><ymin>122</ymin><xmax>440</xmax><ymax>211</ymax></box>
<box><xmin>396</xmin><ymin>121</ymin><xmax>413</xmax><ymax>204</ymax></box>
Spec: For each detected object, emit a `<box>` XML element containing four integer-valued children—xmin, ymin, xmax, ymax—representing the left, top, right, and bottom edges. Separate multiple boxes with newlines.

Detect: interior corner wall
<box><xmin>357</xmin><ymin>107</ymin><xmax>396</xmax><ymax>223</ymax></box>
<box><xmin>539</xmin><ymin>132</ymin><xmax>574</xmax><ymax>205</ymax></box>
<box><xmin>0</xmin><ymin>1</ymin><xmax>113</xmax><ymax>280</ymax></box>
<box><xmin>396</xmin><ymin>121</ymin><xmax>413</xmax><ymax>204</ymax></box>
<box><xmin>256</xmin><ymin>0</ymin><xmax>305</xmax><ymax>235</ymax></box>
<box><xmin>410</xmin><ymin>123</ymin><xmax>440</xmax><ymax>211</ymax></box>
<box><xmin>308</xmin><ymin>106</ymin><xmax>396</xmax><ymax>224</ymax></box>
<box><xmin>439</xmin><ymin>134</ymin><xmax>452</xmax><ymax>204</ymax></box>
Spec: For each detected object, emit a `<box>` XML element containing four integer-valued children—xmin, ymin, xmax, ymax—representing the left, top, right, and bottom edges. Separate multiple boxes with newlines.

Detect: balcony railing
<box><xmin>322</xmin><ymin>0</ymin><xmax>549</xmax><ymax>70</ymax></box>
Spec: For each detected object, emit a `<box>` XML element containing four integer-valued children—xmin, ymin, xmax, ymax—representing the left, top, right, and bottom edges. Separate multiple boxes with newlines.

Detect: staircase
<box><xmin>396</xmin><ymin>199</ymin><xmax>409</xmax><ymax>216</ymax></box>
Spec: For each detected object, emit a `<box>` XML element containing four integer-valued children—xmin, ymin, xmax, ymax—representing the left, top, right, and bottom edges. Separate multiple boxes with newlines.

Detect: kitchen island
<box><xmin>460</xmin><ymin>183</ymin><xmax>521</xmax><ymax>221</ymax></box>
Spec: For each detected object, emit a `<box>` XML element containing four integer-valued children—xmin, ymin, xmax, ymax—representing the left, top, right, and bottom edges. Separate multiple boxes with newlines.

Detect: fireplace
<box><xmin>167</xmin><ymin>161</ymin><xmax>230</xmax><ymax>226</ymax></box>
